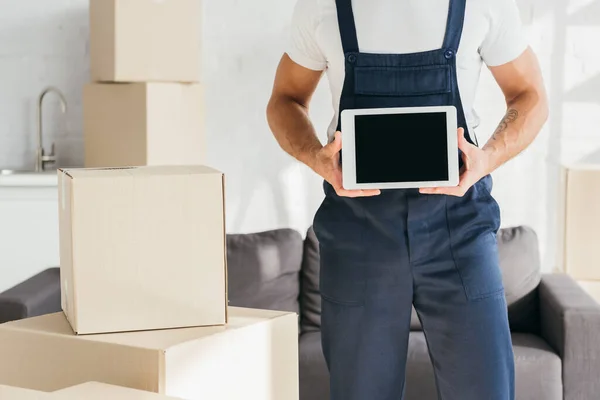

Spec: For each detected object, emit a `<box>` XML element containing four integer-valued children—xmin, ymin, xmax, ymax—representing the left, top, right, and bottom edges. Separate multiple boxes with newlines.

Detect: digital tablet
<box><xmin>340</xmin><ymin>106</ymin><xmax>459</xmax><ymax>190</ymax></box>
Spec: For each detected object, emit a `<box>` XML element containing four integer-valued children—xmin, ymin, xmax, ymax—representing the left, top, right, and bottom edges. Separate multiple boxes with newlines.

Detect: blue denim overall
<box><xmin>312</xmin><ymin>1</ymin><xmax>516</xmax><ymax>399</ymax></box>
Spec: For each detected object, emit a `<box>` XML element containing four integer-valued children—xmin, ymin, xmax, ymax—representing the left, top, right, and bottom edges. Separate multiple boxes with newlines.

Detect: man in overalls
<box><xmin>267</xmin><ymin>0</ymin><xmax>548</xmax><ymax>399</ymax></box>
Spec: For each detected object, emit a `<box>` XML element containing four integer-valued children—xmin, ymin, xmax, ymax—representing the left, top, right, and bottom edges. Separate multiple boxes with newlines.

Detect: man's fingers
<box><xmin>338</xmin><ymin>190</ymin><xmax>379</xmax><ymax>198</ymax></box>
<box><xmin>335</xmin><ymin>187</ymin><xmax>381</xmax><ymax>198</ymax></box>
<box><xmin>457</xmin><ymin>127</ymin><xmax>467</xmax><ymax>146</ymax></box>
<box><xmin>420</xmin><ymin>170</ymin><xmax>479</xmax><ymax>197</ymax></box>
<box><xmin>336</xmin><ymin>189</ymin><xmax>381</xmax><ymax>198</ymax></box>
<box><xmin>419</xmin><ymin>185</ymin><xmax>467</xmax><ymax>197</ymax></box>
<box><xmin>323</xmin><ymin>131</ymin><xmax>342</xmax><ymax>156</ymax></box>
<box><xmin>357</xmin><ymin>189</ymin><xmax>381</xmax><ymax>197</ymax></box>
<box><xmin>457</xmin><ymin>127</ymin><xmax>475</xmax><ymax>155</ymax></box>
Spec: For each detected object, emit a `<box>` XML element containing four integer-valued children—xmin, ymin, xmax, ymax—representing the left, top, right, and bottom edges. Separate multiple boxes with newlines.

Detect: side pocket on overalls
<box><xmin>313</xmin><ymin>182</ymin><xmax>367</xmax><ymax>307</ymax></box>
<box><xmin>479</xmin><ymin>174</ymin><xmax>502</xmax><ymax>233</ymax></box>
<box><xmin>446</xmin><ymin>175</ymin><xmax>504</xmax><ymax>301</ymax></box>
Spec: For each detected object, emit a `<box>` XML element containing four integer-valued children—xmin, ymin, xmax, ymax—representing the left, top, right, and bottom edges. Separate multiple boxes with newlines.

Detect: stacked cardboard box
<box><xmin>0</xmin><ymin>166</ymin><xmax>299</xmax><ymax>399</ymax></box>
<box><xmin>55</xmin><ymin>382</ymin><xmax>185</xmax><ymax>399</ymax></box>
<box><xmin>0</xmin><ymin>308</ymin><xmax>298</xmax><ymax>399</ymax></box>
<box><xmin>84</xmin><ymin>84</ymin><xmax>205</xmax><ymax>168</ymax></box>
<box><xmin>84</xmin><ymin>0</ymin><xmax>205</xmax><ymax>167</ymax></box>
<box><xmin>58</xmin><ymin>166</ymin><xmax>227</xmax><ymax>334</ymax></box>
<box><xmin>2</xmin><ymin>381</ymin><xmax>185</xmax><ymax>399</ymax></box>
<box><xmin>0</xmin><ymin>385</ymin><xmax>49</xmax><ymax>400</ymax></box>
<box><xmin>0</xmin><ymin>2</ymin><xmax>300</xmax><ymax>397</ymax></box>
<box><xmin>559</xmin><ymin>164</ymin><xmax>600</xmax><ymax>303</ymax></box>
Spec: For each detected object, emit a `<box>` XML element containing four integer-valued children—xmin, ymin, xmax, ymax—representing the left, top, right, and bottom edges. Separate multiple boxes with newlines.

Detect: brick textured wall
<box><xmin>1</xmin><ymin>0</ymin><xmax>599</xmax><ymax>271</ymax></box>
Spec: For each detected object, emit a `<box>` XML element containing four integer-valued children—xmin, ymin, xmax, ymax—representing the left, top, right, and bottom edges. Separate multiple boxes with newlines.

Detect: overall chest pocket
<box><xmin>354</xmin><ymin>65</ymin><xmax>451</xmax><ymax>97</ymax></box>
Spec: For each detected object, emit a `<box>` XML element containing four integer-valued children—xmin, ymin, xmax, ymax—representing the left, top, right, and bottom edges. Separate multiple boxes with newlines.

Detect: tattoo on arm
<box><xmin>491</xmin><ymin>108</ymin><xmax>519</xmax><ymax>140</ymax></box>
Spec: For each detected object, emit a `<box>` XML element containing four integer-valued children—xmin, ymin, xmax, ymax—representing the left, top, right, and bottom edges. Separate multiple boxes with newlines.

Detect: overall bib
<box><xmin>312</xmin><ymin>1</ymin><xmax>516</xmax><ymax>399</ymax></box>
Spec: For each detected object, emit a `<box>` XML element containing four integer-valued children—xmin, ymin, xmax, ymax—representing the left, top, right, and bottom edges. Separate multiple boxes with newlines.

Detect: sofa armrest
<box><xmin>539</xmin><ymin>273</ymin><xmax>600</xmax><ymax>400</ymax></box>
<box><xmin>0</xmin><ymin>268</ymin><xmax>61</xmax><ymax>324</ymax></box>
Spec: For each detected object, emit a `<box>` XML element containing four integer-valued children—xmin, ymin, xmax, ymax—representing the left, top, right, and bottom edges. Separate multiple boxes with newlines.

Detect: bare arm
<box><xmin>483</xmin><ymin>47</ymin><xmax>549</xmax><ymax>171</ymax></box>
<box><xmin>267</xmin><ymin>54</ymin><xmax>379</xmax><ymax>197</ymax></box>
<box><xmin>421</xmin><ymin>47</ymin><xmax>548</xmax><ymax>196</ymax></box>
<box><xmin>266</xmin><ymin>54</ymin><xmax>324</xmax><ymax>170</ymax></box>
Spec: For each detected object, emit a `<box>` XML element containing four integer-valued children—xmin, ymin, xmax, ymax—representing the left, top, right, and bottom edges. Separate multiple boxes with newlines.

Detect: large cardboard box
<box><xmin>0</xmin><ymin>383</ymin><xmax>183</xmax><ymax>400</ymax></box>
<box><xmin>90</xmin><ymin>0</ymin><xmax>201</xmax><ymax>82</ymax></box>
<box><xmin>54</xmin><ymin>382</ymin><xmax>182</xmax><ymax>399</ymax></box>
<box><xmin>559</xmin><ymin>165</ymin><xmax>600</xmax><ymax>280</ymax></box>
<box><xmin>0</xmin><ymin>385</ymin><xmax>50</xmax><ymax>399</ymax></box>
<box><xmin>0</xmin><ymin>308</ymin><xmax>299</xmax><ymax>400</ymax></box>
<box><xmin>58</xmin><ymin>166</ymin><xmax>227</xmax><ymax>334</ymax></box>
<box><xmin>84</xmin><ymin>83</ymin><xmax>205</xmax><ymax>168</ymax></box>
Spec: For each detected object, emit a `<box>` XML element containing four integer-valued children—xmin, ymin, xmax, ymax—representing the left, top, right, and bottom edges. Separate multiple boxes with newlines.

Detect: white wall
<box><xmin>1</xmin><ymin>0</ymin><xmax>599</xmax><ymax>274</ymax></box>
<box><xmin>0</xmin><ymin>0</ymin><xmax>88</xmax><ymax>171</ymax></box>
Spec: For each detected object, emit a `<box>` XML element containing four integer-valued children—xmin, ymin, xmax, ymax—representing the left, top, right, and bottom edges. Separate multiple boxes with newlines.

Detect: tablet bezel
<box><xmin>341</xmin><ymin>106</ymin><xmax>460</xmax><ymax>190</ymax></box>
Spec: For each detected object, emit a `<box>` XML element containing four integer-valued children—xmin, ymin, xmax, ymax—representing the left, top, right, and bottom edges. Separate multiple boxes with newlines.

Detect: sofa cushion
<box><xmin>298</xmin><ymin>331</ymin><xmax>562</xmax><ymax>400</ymax></box>
<box><xmin>0</xmin><ymin>268</ymin><xmax>61</xmax><ymax>324</ymax></box>
<box><xmin>410</xmin><ymin>308</ymin><xmax>421</xmax><ymax>330</ymax></box>
<box><xmin>227</xmin><ymin>229</ymin><xmax>302</xmax><ymax>314</ymax></box>
<box><xmin>498</xmin><ymin>226</ymin><xmax>542</xmax><ymax>333</ymax></box>
<box><xmin>512</xmin><ymin>333</ymin><xmax>563</xmax><ymax>400</ymax></box>
<box><xmin>405</xmin><ymin>333</ymin><xmax>439</xmax><ymax>400</ymax></box>
<box><xmin>403</xmin><ymin>332</ymin><xmax>562</xmax><ymax>400</ymax></box>
<box><xmin>299</xmin><ymin>332</ymin><xmax>329</xmax><ymax>400</ymax></box>
<box><xmin>300</xmin><ymin>227</ymin><xmax>321</xmax><ymax>332</ymax></box>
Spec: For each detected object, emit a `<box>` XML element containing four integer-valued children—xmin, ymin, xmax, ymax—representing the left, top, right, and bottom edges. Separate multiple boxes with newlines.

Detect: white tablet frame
<box><xmin>341</xmin><ymin>106</ymin><xmax>459</xmax><ymax>190</ymax></box>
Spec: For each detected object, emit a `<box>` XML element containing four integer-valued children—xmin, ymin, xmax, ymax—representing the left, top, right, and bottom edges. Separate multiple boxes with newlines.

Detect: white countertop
<box><xmin>0</xmin><ymin>171</ymin><xmax>58</xmax><ymax>187</ymax></box>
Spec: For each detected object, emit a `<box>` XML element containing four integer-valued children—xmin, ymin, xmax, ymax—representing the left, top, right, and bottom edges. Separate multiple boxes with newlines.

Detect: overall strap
<box><xmin>335</xmin><ymin>0</ymin><xmax>360</xmax><ymax>53</ymax></box>
<box><xmin>442</xmin><ymin>0</ymin><xmax>467</xmax><ymax>51</ymax></box>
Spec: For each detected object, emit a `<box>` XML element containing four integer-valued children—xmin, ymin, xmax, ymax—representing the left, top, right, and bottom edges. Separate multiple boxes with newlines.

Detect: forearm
<box><xmin>482</xmin><ymin>89</ymin><xmax>548</xmax><ymax>172</ymax></box>
<box><xmin>267</xmin><ymin>95</ymin><xmax>323</xmax><ymax>171</ymax></box>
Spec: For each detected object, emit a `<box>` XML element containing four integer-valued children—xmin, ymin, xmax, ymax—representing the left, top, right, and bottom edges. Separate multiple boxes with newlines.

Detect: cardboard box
<box><xmin>0</xmin><ymin>385</ymin><xmax>50</xmax><ymax>399</ymax></box>
<box><xmin>90</xmin><ymin>0</ymin><xmax>201</xmax><ymax>82</ymax></box>
<box><xmin>578</xmin><ymin>281</ymin><xmax>600</xmax><ymax>304</ymax></box>
<box><xmin>84</xmin><ymin>83</ymin><xmax>205</xmax><ymax>168</ymax></box>
<box><xmin>54</xmin><ymin>382</ymin><xmax>183</xmax><ymax>399</ymax></box>
<box><xmin>0</xmin><ymin>383</ymin><xmax>184</xmax><ymax>400</ymax></box>
<box><xmin>58</xmin><ymin>165</ymin><xmax>227</xmax><ymax>334</ymax></box>
<box><xmin>0</xmin><ymin>308</ymin><xmax>299</xmax><ymax>400</ymax></box>
<box><xmin>560</xmin><ymin>165</ymin><xmax>600</xmax><ymax>280</ymax></box>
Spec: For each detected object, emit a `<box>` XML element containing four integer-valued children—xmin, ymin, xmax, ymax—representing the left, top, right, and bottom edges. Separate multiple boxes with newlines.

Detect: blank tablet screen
<box><xmin>354</xmin><ymin>112</ymin><xmax>450</xmax><ymax>184</ymax></box>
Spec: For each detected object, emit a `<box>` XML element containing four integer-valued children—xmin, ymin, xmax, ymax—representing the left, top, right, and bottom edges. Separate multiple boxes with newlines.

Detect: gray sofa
<box><xmin>1</xmin><ymin>226</ymin><xmax>599</xmax><ymax>400</ymax></box>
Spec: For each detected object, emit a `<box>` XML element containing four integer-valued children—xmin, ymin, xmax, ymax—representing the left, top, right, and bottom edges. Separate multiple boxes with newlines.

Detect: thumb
<box><xmin>457</xmin><ymin>128</ymin><xmax>472</xmax><ymax>154</ymax></box>
<box><xmin>323</xmin><ymin>131</ymin><xmax>342</xmax><ymax>156</ymax></box>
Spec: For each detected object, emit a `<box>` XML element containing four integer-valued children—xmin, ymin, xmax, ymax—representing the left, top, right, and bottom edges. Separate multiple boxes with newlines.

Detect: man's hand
<box><xmin>312</xmin><ymin>131</ymin><xmax>381</xmax><ymax>198</ymax></box>
<box><xmin>419</xmin><ymin>128</ymin><xmax>491</xmax><ymax>197</ymax></box>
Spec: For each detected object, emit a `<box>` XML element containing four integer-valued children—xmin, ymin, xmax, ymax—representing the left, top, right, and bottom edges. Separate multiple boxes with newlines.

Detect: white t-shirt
<box><xmin>287</xmin><ymin>0</ymin><xmax>528</xmax><ymax>141</ymax></box>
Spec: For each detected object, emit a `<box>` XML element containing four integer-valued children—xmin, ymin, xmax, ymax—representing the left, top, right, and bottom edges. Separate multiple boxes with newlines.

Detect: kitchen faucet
<box><xmin>36</xmin><ymin>87</ymin><xmax>68</xmax><ymax>172</ymax></box>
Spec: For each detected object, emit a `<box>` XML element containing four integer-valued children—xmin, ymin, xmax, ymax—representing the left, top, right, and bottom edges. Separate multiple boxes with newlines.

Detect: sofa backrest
<box><xmin>497</xmin><ymin>226</ymin><xmax>542</xmax><ymax>333</ymax></box>
<box><xmin>224</xmin><ymin>225</ymin><xmax>543</xmax><ymax>335</ymax></box>
<box><xmin>300</xmin><ymin>225</ymin><xmax>542</xmax><ymax>334</ymax></box>
<box><xmin>226</xmin><ymin>229</ymin><xmax>303</xmax><ymax>315</ymax></box>
<box><xmin>300</xmin><ymin>227</ymin><xmax>321</xmax><ymax>332</ymax></box>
